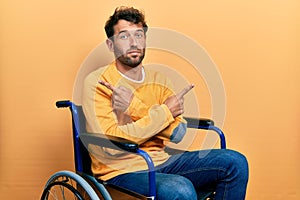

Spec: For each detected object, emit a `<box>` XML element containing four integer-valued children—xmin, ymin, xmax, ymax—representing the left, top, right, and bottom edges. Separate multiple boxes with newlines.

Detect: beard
<box><xmin>114</xmin><ymin>47</ymin><xmax>145</xmax><ymax>68</ymax></box>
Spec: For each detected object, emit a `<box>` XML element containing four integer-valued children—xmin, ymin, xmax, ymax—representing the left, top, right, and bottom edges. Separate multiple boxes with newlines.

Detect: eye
<box><xmin>135</xmin><ymin>32</ymin><xmax>145</xmax><ymax>39</ymax></box>
<box><xmin>119</xmin><ymin>34</ymin><xmax>128</xmax><ymax>40</ymax></box>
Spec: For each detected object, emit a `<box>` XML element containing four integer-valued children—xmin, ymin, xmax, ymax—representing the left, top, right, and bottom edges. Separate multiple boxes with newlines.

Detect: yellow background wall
<box><xmin>1</xmin><ymin>0</ymin><xmax>299</xmax><ymax>199</ymax></box>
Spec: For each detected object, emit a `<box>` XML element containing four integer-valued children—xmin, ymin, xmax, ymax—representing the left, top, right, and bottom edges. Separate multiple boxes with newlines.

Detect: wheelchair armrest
<box><xmin>79</xmin><ymin>133</ymin><xmax>139</xmax><ymax>153</ymax></box>
<box><xmin>184</xmin><ymin>117</ymin><xmax>226</xmax><ymax>149</ymax></box>
<box><xmin>56</xmin><ymin>100</ymin><xmax>72</xmax><ymax>108</ymax></box>
<box><xmin>184</xmin><ymin>117</ymin><xmax>214</xmax><ymax>129</ymax></box>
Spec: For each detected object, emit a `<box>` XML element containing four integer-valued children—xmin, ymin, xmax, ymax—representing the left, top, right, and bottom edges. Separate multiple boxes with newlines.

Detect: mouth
<box><xmin>127</xmin><ymin>50</ymin><xmax>142</xmax><ymax>58</ymax></box>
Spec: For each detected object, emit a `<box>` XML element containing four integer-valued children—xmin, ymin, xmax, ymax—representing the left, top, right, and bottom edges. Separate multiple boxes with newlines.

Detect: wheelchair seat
<box><xmin>40</xmin><ymin>100</ymin><xmax>226</xmax><ymax>200</ymax></box>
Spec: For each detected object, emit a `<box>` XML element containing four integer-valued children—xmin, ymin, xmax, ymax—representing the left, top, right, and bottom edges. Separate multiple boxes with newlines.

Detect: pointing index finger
<box><xmin>98</xmin><ymin>80</ymin><xmax>116</xmax><ymax>91</ymax></box>
<box><xmin>177</xmin><ymin>84</ymin><xmax>195</xmax><ymax>98</ymax></box>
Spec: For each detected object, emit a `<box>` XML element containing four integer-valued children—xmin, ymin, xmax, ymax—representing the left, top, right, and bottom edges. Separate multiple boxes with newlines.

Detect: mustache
<box><xmin>126</xmin><ymin>47</ymin><xmax>143</xmax><ymax>53</ymax></box>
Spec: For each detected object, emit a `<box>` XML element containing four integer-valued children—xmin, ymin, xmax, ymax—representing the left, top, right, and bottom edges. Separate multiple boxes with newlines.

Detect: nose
<box><xmin>129</xmin><ymin>35</ymin><xmax>138</xmax><ymax>47</ymax></box>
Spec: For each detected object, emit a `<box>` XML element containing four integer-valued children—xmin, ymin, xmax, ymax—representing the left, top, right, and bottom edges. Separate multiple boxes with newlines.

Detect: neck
<box><xmin>115</xmin><ymin>60</ymin><xmax>143</xmax><ymax>81</ymax></box>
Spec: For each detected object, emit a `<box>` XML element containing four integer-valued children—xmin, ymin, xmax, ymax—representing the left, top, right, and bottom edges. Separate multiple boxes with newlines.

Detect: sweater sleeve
<box><xmin>157</xmin><ymin>116</ymin><xmax>187</xmax><ymax>143</ymax></box>
<box><xmin>124</xmin><ymin>79</ymin><xmax>187</xmax><ymax>143</ymax></box>
<box><xmin>124</xmin><ymin>95</ymin><xmax>150</xmax><ymax>121</ymax></box>
<box><xmin>125</xmin><ymin>94</ymin><xmax>187</xmax><ymax>143</ymax></box>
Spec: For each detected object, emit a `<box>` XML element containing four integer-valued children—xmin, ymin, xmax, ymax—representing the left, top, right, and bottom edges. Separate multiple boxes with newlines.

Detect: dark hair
<box><xmin>105</xmin><ymin>6</ymin><xmax>148</xmax><ymax>39</ymax></box>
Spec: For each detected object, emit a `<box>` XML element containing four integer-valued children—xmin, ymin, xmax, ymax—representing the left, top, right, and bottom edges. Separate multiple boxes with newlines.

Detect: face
<box><xmin>107</xmin><ymin>19</ymin><xmax>146</xmax><ymax>68</ymax></box>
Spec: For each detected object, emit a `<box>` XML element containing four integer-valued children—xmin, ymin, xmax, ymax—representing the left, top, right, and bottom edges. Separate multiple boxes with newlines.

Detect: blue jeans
<box><xmin>107</xmin><ymin>149</ymin><xmax>248</xmax><ymax>200</ymax></box>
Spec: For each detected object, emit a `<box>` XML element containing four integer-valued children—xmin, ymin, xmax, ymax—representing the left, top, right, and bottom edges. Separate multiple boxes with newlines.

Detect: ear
<box><xmin>106</xmin><ymin>39</ymin><xmax>114</xmax><ymax>52</ymax></box>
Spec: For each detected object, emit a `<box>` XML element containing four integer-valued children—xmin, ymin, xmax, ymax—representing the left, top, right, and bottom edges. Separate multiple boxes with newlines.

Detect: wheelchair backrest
<box><xmin>69</xmin><ymin>103</ymin><xmax>93</xmax><ymax>175</ymax></box>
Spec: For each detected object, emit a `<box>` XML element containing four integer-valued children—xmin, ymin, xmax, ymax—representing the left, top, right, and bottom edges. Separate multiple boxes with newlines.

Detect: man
<box><xmin>82</xmin><ymin>6</ymin><xmax>248</xmax><ymax>200</ymax></box>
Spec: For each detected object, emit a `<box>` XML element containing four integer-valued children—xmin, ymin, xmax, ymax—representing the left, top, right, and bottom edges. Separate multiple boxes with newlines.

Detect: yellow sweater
<box><xmin>82</xmin><ymin>62</ymin><xmax>187</xmax><ymax>181</ymax></box>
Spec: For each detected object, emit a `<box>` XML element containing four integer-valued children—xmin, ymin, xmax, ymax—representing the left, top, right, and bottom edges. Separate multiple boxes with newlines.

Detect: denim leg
<box><xmin>107</xmin><ymin>171</ymin><xmax>197</xmax><ymax>200</ymax></box>
<box><xmin>157</xmin><ymin>149</ymin><xmax>249</xmax><ymax>200</ymax></box>
<box><xmin>107</xmin><ymin>149</ymin><xmax>248</xmax><ymax>200</ymax></box>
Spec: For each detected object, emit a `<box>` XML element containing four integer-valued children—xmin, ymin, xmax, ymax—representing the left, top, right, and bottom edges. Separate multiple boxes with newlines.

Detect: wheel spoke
<box><xmin>40</xmin><ymin>171</ymin><xmax>101</xmax><ymax>200</ymax></box>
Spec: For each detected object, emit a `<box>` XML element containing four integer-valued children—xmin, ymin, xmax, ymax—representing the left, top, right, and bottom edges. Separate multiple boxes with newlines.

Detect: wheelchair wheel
<box><xmin>41</xmin><ymin>170</ymin><xmax>101</xmax><ymax>200</ymax></box>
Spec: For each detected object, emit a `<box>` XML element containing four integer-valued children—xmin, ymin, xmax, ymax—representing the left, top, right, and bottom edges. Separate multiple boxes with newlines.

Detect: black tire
<box><xmin>41</xmin><ymin>170</ymin><xmax>101</xmax><ymax>200</ymax></box>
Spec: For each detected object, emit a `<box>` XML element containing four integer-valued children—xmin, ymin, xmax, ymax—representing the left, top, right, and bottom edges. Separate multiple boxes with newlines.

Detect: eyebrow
<box><xmin>117</xmin><ymin>29</ymin><xmax>144</xmax><ymax>35</ymax></box>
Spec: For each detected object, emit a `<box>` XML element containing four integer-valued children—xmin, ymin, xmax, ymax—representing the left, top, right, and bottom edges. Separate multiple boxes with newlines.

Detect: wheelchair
<box><xmin>40</xmin><ymin>100</ymin><xmax>226</xmax><ymax>200</ymax></box>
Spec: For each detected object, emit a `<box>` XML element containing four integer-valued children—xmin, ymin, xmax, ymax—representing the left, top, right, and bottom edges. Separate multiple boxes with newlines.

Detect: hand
<box><xmin>164</xmin><ymin>84</ymin><xmax>194</xmax><ymax>118</ymax></box>
<box><xmin>99</xmin><ymin>80</ymin><xmax>133</xmax><ymax>112</ymax></box>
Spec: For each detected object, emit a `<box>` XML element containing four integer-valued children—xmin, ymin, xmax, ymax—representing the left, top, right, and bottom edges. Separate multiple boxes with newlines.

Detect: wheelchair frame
<box><xmin>40</xmin><ymin>100</ymin><xmax>226</xmax><ymax>200</ymax></box>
